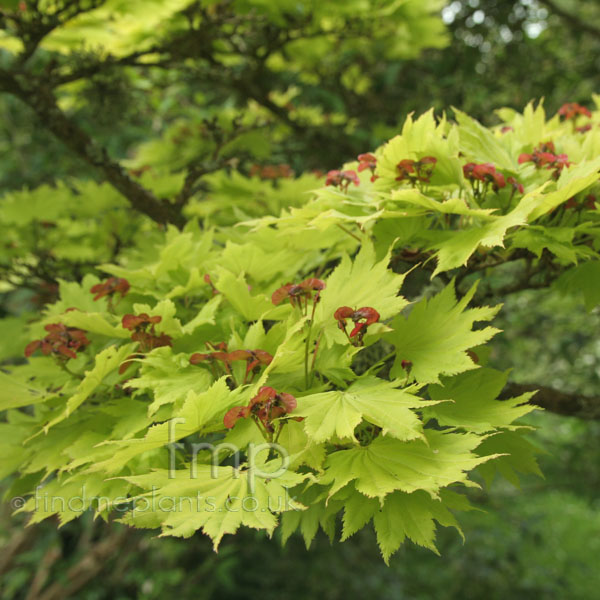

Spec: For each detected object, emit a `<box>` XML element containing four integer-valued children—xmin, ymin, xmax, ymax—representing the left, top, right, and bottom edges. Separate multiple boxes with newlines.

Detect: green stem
<box><xmin>252</xmin><ymin>416</ymin><xmax>272</xmax><ymax>443</ymax></box>
<box><xmin>336</xmin><ymin>223</ymin><xmax>361</xmax><ymax>242</ymax></box>
<box><xmin>304</xmin><ymin>318</ymin><xmax>313</xmax><ymax>390</ymax></box>
<box><xmin>274</xmin><ymin>422</ymin><xmax>285</xmax><ymax>444</ymax></box>
<box><xmin>482</xmin><ymin>180</ymin><xmax>490</xmax><ymax>202</ymax></box>
<box><xmin>364</xmin><ymin>351</ymin><xmax>396</xmax><ymax>376</ymax></box>
<box><xmin>309</xmin><ymin>330</ymin><xmax>323</xmax><ymax>387</ymax></box>
<box><xmin>57</xmin><ymin>360</ymin><xmax>84</xmax><ymax>380</ymax></box>
<box><xmin>505</xmin><ymin>187</ymin><xmax>516</xmax><ymax>214</ymax></box>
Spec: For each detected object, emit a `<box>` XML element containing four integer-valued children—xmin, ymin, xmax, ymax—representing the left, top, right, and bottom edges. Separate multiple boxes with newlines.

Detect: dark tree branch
<box><xmin>537</xmin><ymin>0</ymin><xmax>600</xmax><ymax>39</ymax></box>
<box><xmin>48</xmin><ymin>0</ymin><xmax>108</xmax><ymax>22</ymax></box>
<box><xmin>175</xmin><ymin>156</ymin><xmax>234</xmax><ymax>206</ymax></box>
<box><xmin>0</xmin><ymin>69</ymin><xmax>184</xmax><ymax>227</ymax></box>
<box><xmin>0</xmin><ymin>524</ymin><xmax>37</xmax><ymax>576</ymax></box>
<box><xmin>50</xmin><ymin>16</ymin><xmax>360</xmax><ymax>161</ymax></box>
<box><xmin>174</xmin><ymin>116</ymin><xmax>268</xmax><ymax>206</ymax></box>
<box><xmin>502</xmin><ymin>382</ymin><xmax>600</xmax><ymax>420</ymax></box>
<box><xmin>455</xmin><ymin>249</ymin><xmax>535</xmax><ymax>286</ymax></box>
<box><xmin>1</xmin><ymin>1</ymin><xmax>108</xmax><ymax>65</ymax></box>
<box><xmin>472</xmin><ymin>268</ymin><xmax>560</xmax><ymax>304</ymax></box>
<box><xmin>2</xmin><ymin>4</ymin><xmax>361</xmax><ymax>170</ymax></box>
<box><xmin>471</xmin><ymin>246</ymin><xmax>567</xmax><ymax>303</ymax></box>
<box><xmin>33</xmin><ymin>525</ymin><xmax>133</xmax><ymax>600</ymax></box>
<box><xmin>52</xmin><ymin>48</ymin><xmax>165</xmax><ymax>86</ymax></box>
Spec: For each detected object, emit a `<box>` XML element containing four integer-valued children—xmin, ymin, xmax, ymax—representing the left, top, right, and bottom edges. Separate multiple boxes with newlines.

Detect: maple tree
<box><xmin>0</xmin><ymin>0</ymin><xmax>600</xmax><ymax>570</ymax></box>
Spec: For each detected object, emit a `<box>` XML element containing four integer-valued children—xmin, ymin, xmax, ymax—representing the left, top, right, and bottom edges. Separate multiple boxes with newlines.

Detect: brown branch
<box><xmin>25</xmin><ymin>545</ymin><xmax>62</xmax><ymax>600</ymax></box>
<box><xmin>52</xmin><ymin>48</ymin><xmax>165</xmax><ymax>86</ymax></box>
<box><xmin>0</xmin><ymin>70</ymin><xmax>184</xmax><ymax>227</ymax></box>
<box><xmin>537</xmin><ymin>0</ymin><xmax>600</xmax><ymax>39</ymax></box>
<box><xmin>473</xmin><ymin>273</ymin><xmax>557</xmax><ymax>304</ymax></box>
<box><xmin>471</xmin><ymin>248</ymin><xmax>566</xmax><ymax>303</ymax></box>
<box><xmin>1</xmin><ymin>1</ymin><xmax>109</xmax><ymax>65</ymax></box>
<box><xmin>28</xmin><ymin>10</ymin><xmax>358</xmax><ymax>164</ymax></box>
<box><xmin>455</xmin><ymin>249</ymin><xmax>535</xmax><ymax>286</ymax></box>
<box><xmin>48</xmin><ymin>0</ymin><xmax>108</xmax><ymax>23</ymax></box>
<box><xmin>175</xmin><ymin>156</ymin><xmax>233</xmax><ymax>206</ymax></box>
<box><xmin>0</xmin><ymin>525</ymin><xmax>38</xmax><ymax>576</ymax></box>
<box><xmin>502</xmin><ymin>382</ymin><xmax>600</xmax><ymax>420</ymax></box>
<box><xmin>33</xmin><ymin>525</ymin><xmax>132</xmax><ymax>600</ymax></box>
<box><xmin>174</xmin><ymin>117</ymin><xmax>267</xmax><ymax>206</ymax></box>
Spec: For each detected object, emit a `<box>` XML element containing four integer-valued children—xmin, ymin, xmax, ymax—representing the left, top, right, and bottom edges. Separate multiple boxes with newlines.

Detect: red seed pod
<box><xmin>271</xmin><ymin>278</ymin><xmax>326</xmax><ymax>307</ymax></box>
<box><xmin>334</xmin><ymin>306</ymin><xmax>380</xmax><ymax>344</ymax></box>
<box><xmin>325</xmin><ymin>169</ymin><xmax>360</xmax><ymax>191</ymax></box>
<box><xmin>122</xmin><ymin>313</ymin><xmax>162</xmax><ymax>331</ymax></box>
<box><xmin>353</xmin><ymin>307</ymin><xmax>380</xmax><ymax>326</ymax></box>
<box><xmin>24</xmin><ymin>340</ymin><xmax>42</xmax><ymax>358</ymax></box>
<box><xmin>558</xmin><ymin>102</ymin><xmax>591</xmax><ymax>120</ymax></box>
<box><xmin>396</xmin><ymin>157</ymin><xmax>437</xmax><ymax>185</ymax></box>
<box><xmin>90</xmin><ymin>277</ymin><xmax>130</xmax><ymax>301</ymax></box>
<box><xmin>223</xmin><ymin>386</ymin><xmax>297</xmax><ymax>431</ymax></box>
<box><xmin>334</xmin><ymin>306</ymin><xmax>355</xmax><ymax>321</ymax></box>
<box><xmin>224</xmin><ymin>405</ymin><xmax>250</xmax><ymax>429</ymax></box>
<box><xmin>463</xmin><ymin>162</ymin><xmax>506</xmax><ymax>190</ymax></box>
<box><xmin>507</xmin><ymin>177</ymin><xmax>524</xmax><ymax>195</ymax></box>
<box><xmin>272</xmin><ymin>283</ymin><xmax>296</xmax><ymax>306</ymax></box>
<box><xmin>24</xmin><ymin>324</ymin><xmax>90</xmax><ymax>361</ymax></box>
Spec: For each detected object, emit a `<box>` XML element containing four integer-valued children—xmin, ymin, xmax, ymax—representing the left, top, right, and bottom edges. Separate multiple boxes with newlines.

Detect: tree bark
<box><xmin>502</xmin><ymin>382</ymin><xmax>600</xmax><ymax>420</ymax></box>
<box><xmin>0</xmin><ymin>70</ymin><xmax>184</xmax><ymax>228</ymax></box>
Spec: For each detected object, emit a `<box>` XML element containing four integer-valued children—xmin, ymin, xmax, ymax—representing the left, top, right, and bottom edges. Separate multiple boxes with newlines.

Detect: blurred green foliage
<box><xmin>3</xmin><ymin>406</ymin><xmax>600</xmax><ymax>600</ymax></box>
<box><xmin>1</xmin><ymin>0</ymin><xmax>598</xmax><ymax>194</ymax></box>
<box><xmin>1</xmin><ymin>0</ymin><xmax>600</xmax><ymax>598</ymax></box>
